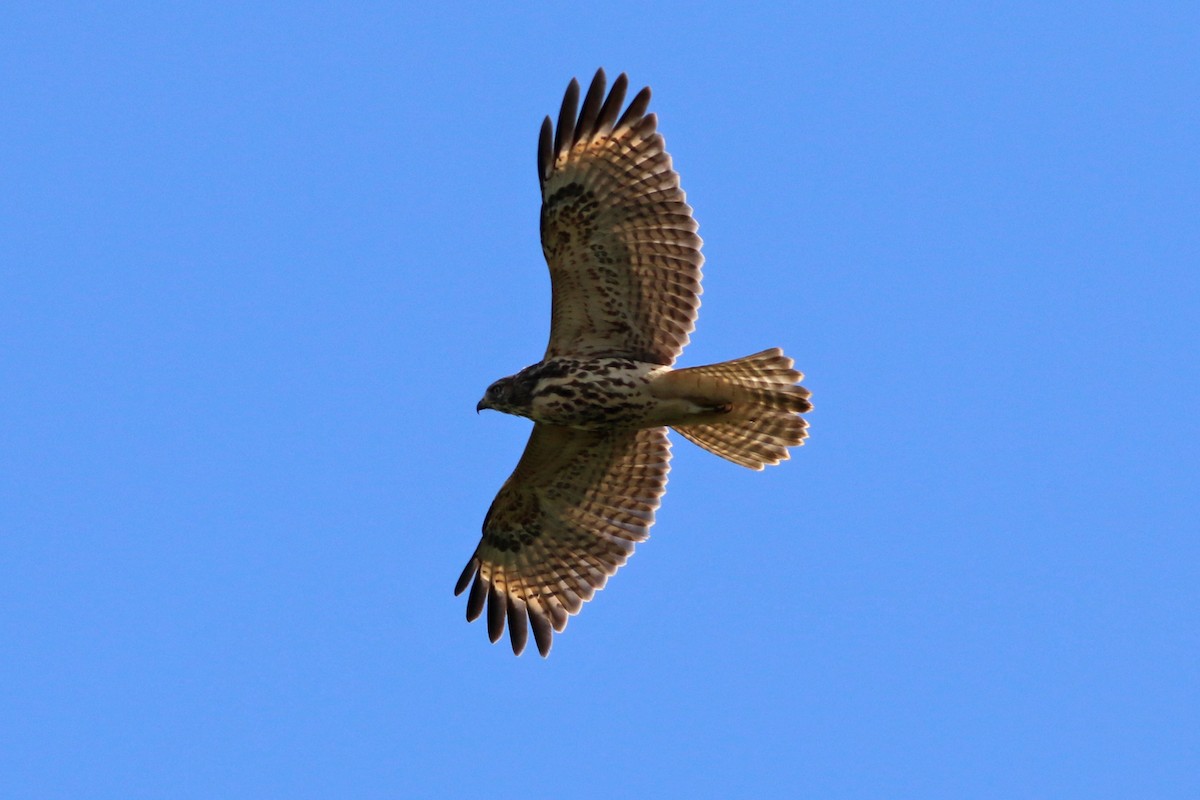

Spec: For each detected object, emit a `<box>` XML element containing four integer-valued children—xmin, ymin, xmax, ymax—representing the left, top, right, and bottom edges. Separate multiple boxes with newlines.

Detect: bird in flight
<box><xmin>457</xmin><ymin>69</ymin><xmax>812</xmax><ymax>656</ymax></box>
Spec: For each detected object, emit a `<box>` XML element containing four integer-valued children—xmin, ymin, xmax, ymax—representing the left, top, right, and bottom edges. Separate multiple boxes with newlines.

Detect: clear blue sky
<box><xmin>2</xmin><ymin>3</ymin><xmax>1197</xmax><ymax>797</ymax></box>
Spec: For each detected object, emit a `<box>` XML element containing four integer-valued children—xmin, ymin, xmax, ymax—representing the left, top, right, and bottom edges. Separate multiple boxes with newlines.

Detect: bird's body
<box><xmin>482</xmin><ymin>356</ymin><xmax>728</xmax><ymax>430</ymax></box>
<box><xmin>458</xmin><ymin>70</ymin><xmax>813</xmax><ymax>656</ymax></box>
<box><xmin>482</xmin><ymin>356</ymin><xmax>668</xmax><ymax>429</ymax></box>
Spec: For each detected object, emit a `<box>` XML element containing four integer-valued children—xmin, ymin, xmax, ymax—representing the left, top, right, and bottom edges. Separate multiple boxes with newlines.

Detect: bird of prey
<box><xmin>456</xmin><ymin>69</ymin><xmax>812</xmax><ymax>656</ymax></box>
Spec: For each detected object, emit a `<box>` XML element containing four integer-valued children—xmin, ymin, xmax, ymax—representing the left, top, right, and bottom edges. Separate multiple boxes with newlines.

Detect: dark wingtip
<box><xmin>542</xmin><ymin>71</ymin><xmax>642</xmax><ymax>183</ymax></box>
<box><xmin>615</xmin><ymin>85</ymin><xmax>652</xmax><ymax>133</ymax></box>
<box><xmin>529</xmin><ymin>608</ymin><xmax>554</xmax><ymax>657</ymax></box>
<box><xmin>594</xmin><ymin>72</ymin><xmax>629</xmax><ymax>137</ymax></box>
<box><xmin>573</xmin><ymin>68</ymin><xmax>607</xmax><ymax>147</ymax></box>
<box><xmin>486</xmin><ymin>582</ymin><xmax>507</xmax><ymax>644</ymax></box>
<box><xmin>537</xmin><ymin>116</ymin><xmax>552</xmax><ymax>183</ymax></box>
<box><xmin>453</xmin><ymin>557</ymin><xmax>476</xmax><ymax>596</ymax></box>
<box><xmin>465</xmin><ymin>569</ymin><xmax>487</xmax><ymax>622</ymax></box>
<box><xmin>507</xmin><ymin>599</ymin><xmax>529</xmax><ymax>656</ymax></box>
<box><xmin>552</xmin><ymin>77</ymin><xmax>580</xmax><ymax>160</ymax></box>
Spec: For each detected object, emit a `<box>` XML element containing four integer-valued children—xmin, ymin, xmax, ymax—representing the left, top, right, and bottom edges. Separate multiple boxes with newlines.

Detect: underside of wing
<box><xmin>455</xmin><ymin>424</ymin><xmax>672</xmax><ymax>656</ymax></box>
<box><xmin>539</xmin><ymin>69</ymin><xmax>704</xmax><ymax>366</ymax></box>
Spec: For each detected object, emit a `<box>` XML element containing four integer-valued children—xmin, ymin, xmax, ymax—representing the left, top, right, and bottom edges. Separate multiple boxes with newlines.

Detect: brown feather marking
<box><xmin>463</xmin><ymin>73</ymin><xmax>810</xmax><ymax>658</ymax></box>
<box><xmin>539</xmin><ymin>74</ymin><xmax>703</xmax><ymax>365</ymax></box>
<box><xmin>459</xmin><ymin>425</ymin><xmax>671</xmax><ymax>655</ymax></box>
<box><xmin>667</xmin><ymin>349</ymin><xmax>812</xmax><ymax>469</ymax></box>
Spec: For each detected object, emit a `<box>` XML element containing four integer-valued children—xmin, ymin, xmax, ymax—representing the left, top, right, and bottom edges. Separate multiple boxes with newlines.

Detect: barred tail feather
<box><xmin>669</xmin><ymin>348</ymin><xmax>812</xmax><ymax>470</ymax></box>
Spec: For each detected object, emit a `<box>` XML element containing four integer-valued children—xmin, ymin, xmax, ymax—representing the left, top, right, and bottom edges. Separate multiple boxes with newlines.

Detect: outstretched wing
<box><xmin>539</xmin><ymin>69</ymin><xmax>704</xmax><ymax>366</ymax></box>
<box><xmin>455</xmin><ymin>424</ymin><xmax>671</xmax><ymax>656</ymax></box>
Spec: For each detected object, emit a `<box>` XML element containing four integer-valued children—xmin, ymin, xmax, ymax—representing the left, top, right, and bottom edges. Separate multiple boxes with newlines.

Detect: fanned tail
<box><xmin>667</xmin><ymin>348</ymin><xmax>812</xmax><ymax>470</ymax></box>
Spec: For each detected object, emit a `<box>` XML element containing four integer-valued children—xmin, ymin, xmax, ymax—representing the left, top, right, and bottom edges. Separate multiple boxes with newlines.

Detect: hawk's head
<box><xmin>477</xmin><ymin>373</ymin><xmax>535</xmax><ymax>418</ymax></box>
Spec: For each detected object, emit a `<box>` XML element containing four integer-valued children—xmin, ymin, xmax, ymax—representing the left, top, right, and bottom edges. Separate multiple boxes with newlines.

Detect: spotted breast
<box><xmin>524</xmin><ymin>357</ymin><xmax>668</xmax><ymax>430</ymax></box>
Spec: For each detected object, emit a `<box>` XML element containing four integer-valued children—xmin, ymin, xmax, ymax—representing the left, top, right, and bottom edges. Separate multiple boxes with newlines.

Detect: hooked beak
<box><xmin>476</xmin><ymin>398</ymin><xmax>488</xmax><ymax>414</ymax></box>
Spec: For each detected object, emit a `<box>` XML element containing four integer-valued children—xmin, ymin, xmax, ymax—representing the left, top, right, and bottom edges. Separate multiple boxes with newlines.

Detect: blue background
<box><xmin>3</xmin><ymin>3</ymin><xmax>1197</xmax><ymax>797</ymax></box>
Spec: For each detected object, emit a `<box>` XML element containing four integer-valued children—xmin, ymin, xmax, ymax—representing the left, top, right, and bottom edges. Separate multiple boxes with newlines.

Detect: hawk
<box><xmin>456</xmin><ymin>69</ymin><xmax>812</xmax><ymax>656</ymax></box>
